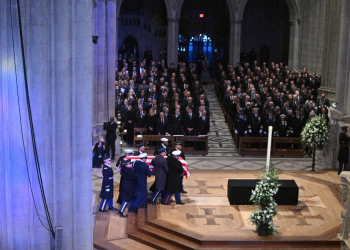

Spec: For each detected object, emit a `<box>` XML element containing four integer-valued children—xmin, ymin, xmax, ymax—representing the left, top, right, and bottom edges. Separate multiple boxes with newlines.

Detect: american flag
<box><xmin>117</xmin><ymin>156</ymin><xmax>190</xmax><ymax>178</ymax></box>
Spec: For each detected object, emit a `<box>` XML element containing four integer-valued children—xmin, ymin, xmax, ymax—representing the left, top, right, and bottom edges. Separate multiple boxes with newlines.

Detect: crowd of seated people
<box><xmin>216</xmin><ymin>60</ymin><xmax>330</xmax><ymax>146</ymax></box>
<box><xmin>114</xmin><ymin>46</ymin><xmax>210</xmax><ymax>146</ymax></box>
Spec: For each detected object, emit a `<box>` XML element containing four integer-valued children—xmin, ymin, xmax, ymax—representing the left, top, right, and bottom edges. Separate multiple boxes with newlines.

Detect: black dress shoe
<box><xmin>140</xmin><ymin>204</ymin><xmax>147</xmax><ymax>208</ymax></box>
<box><xmin>180</xmin><ymin>190</ymin><xmax>188</xmax><ymax>194</ymax></box>
<box><xmin>118</xmin><ymin>211</ymin><xmax>127</xmax><ymax>218</ymax></box>
<box><xmin>161</xmin><ymin>202</ymin><xmax>171</xmax><ymax>206</ymax></box>
<box><xmin>109</xmin><ymin>207</ymin><xmax>118</xmax><ymax>211</ymax></box>
<box><xmin>176</xmin><ymin>201</ymin><xmax>185</xmax><ymax>205</ymax></box>
<box><xmin>99</xmin><ymin>209</ymin><xmax>108</xmax><ymax>212</ymax></box>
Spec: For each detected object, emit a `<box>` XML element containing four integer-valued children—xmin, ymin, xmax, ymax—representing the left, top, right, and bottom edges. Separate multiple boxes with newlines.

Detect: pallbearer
<box><xmin>170</xmin><ymin>141</ymin><xmax>187</xmax><ymax>193</ymax></box>
<box><xmin>118</xmin><ymin>159</ymin><xmax>137</xmax><ymax>218</ymax></box>
<box><xmin>132</xmin><ymin>153</ymin><xmax>153</xmax><ymax>210</ymax></box>
<box><xmin>99</xmin><ymin>158</ymin><xmax>118</xmax><ymax>212</ymax></box>
<box><xmin>162</xmin><ymin>151</ymin><xmax>186</xmax><ymax>205</ymax></box>
<box><xmin>149</xmin><ymin>148</ymin><xmax>169</xmax><ymax>205</ymax></box>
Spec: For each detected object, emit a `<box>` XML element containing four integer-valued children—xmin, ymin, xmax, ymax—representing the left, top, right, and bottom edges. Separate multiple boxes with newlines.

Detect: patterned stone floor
<box><xmin>204</xmin><ymin>84</ymin><xmax>239</xmax><ymax>157</ymax></box>
<box><xmin>93</xmin><ymin>82</ymin><xmax>331</xmax><ymax>234</ymax></box>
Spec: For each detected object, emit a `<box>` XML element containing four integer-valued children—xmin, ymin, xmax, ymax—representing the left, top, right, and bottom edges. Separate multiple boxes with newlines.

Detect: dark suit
<box><xmin>156</xmin><ymin>117</ymin><xmax>169</xmax><ymax>135</ymax></box>
<box><xmin>183</xmin><ymin>113</ymin><xmax>197</xmax><ymax>135</ymax></box>
<box><xmin>338</xmin><ymin>132</ymin><xmax>350</xmax><ymax>174</ymax></box>
<box><xmin>135</xmin><ymin>111</ymin><xmax>147</xmax><ymax>128</ymax></box>
<box><xmin>197</xmin><ymin>116</ymin><xmax>210</xmax><ymax>135</ymax></box>
<box><xmin>171</xmin><ymin>115</ymin><xmax>183</xmax><ymax>135</ymax></box>
<box><xmin>105</xmin><ymin>122</ymin><xmax>118</xmax><ymax>158</ymax></box>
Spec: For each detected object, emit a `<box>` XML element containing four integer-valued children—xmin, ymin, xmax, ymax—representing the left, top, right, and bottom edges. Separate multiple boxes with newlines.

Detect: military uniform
<box><xmin>234</xmin><ymin>109</ymin><xmax>248</xmax><ymax>148</ymax></box>
<box><xmin>249</xmin><ymin>110</ymin><xmax>262</xmax><ymax>137</ymax></box>
<box><xmin>338</xmin><ymin>126</ymin><xmax>350</xmax><ymax>175</ymax></box>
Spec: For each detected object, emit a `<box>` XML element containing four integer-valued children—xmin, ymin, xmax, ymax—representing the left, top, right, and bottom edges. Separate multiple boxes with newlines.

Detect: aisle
<box><xmin>204</xmin><ymin>84</ymin><xmax>239</xmax><ymax>157</ymax></box>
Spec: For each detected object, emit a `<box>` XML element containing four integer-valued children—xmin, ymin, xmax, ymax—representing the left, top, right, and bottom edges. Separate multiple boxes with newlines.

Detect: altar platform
<box><xmin>93</xmin><ymin>169</ymin><xmax>343</xmax><ymax>250</ymax></box>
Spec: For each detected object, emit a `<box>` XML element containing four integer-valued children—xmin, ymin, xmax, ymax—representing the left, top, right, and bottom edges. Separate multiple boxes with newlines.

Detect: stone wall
<box><xmin>0</xmin><ymin>0</ymin><xmax>93</xmax><ymax>249</ymax></box>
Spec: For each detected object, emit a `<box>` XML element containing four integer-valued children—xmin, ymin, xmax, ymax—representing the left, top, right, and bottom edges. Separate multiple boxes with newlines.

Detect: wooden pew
<box><xmin>237</xmin><ymin>136</ymin><xmax>304</xmax><ymax>157</ymax></box>
<box><xmin>272</xmin><ymin>137</ymin><xmax>305</xmax><ymax>157</ymax></box>
<box><xmin>239</xmin><ymin>137</ymin><xmax>268</xmax><ymax>156</ymax></box>
<box><xmin>174</xmin><ymin>135</ymin><xmax>209</xmax><ymax>155</ymax></box>
<box><xmin>141</xmin><ymin>135</ymin><xmax>174</xmax><ymax>154</ymax></box>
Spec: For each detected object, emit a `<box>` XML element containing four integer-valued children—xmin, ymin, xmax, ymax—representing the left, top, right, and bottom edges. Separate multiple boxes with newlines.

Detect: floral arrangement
<box><xmin>248</xmin><ymin>166</ymin><xmax>281</xmax><ymax>236</ymax></box>
<box><xmin>300</xmin><ymin>115</ymin><xmax>329</xmax><ymax>153</ymax></box>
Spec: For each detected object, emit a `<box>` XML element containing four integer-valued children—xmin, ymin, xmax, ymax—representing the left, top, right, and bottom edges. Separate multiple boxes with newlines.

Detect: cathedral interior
<box><xmin>1</xmin><ymin>0</ymin><xmax>350</xmax><ymax>249</ymax></box>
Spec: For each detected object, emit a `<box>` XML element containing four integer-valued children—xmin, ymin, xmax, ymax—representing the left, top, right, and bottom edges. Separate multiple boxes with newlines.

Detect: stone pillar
<box><xmin>335</xmin><ymin>0</ymin><xmax>350</xmax><ymax>122</ymax></box>
<box><xmin>0</xmin><ymin>0</ymin><xmax>93</xmax><ymax>249</ymax></box>
<box><xmin>324</xmin><ymin>108</ymin><xmax>344</xmax><ymax>169</ymax></box>
<box><xmin>229</xmin><ymin>19</ymin><xmax>242</xmax><ymax>66</ymax></box>
<box><xmin>92</xmin><ymin>0</ymin><xmax>117</xmax><ymax>145</ymax></box>
<box><xmin>288</xmin><ymin>19</ymin><xmax>300</xmax><ymax>70</ymax></box>
<box><xmin>167</xmin><ymin>17</ymin><xmax>179</xmax><ymax>67</ymax></box>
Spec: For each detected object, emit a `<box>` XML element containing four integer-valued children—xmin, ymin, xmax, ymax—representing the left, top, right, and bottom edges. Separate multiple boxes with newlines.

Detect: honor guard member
<box><xmin>116</xmin><ymin>149</ymin><xmax>133</xmax><ymax>205</ymax></box>
<box><xmin>263</xmin><ymin>110</ymin><xmax>277</xmax><ymax>136</ymax></box>
<box><xmin>234</xmin><ymin>108</ymin><xmax>248</xmax><ymax>148</ymax></box>
<box><xmin>170</xmin><ymin>141</ymin><xmax>187</xmax><ymax>193</ymax></box>
<box><xmin>286</xmin><ymin>110</ymin><xmax>295</xmax><ymax>136</ymax></box>
<box><xmin>118</xmin><ymin>159</ymin><xmax>137</xmax><ymax>218</ymax></box>
<box><xmin>249</xmin><ymin>108</ymin><xmax>262</xmax><ymax>137</ymax></box>
<box><xmin>154</xmin><ymin>137</ymin><xmax>169</xmax><ymax>155</ymax></box>
<box><xmin>149</xmin><ymin>148</ymin><xmax>169</xmax><ymax>205</ymax></box>
<box><xmin>99</xmin><ymin>158</ymin><xmax>118</xmax><ymax>212</ymax></box>
<box><xmin>132</xmin><ymin>153</ymin><xmax>153</xmax><ymax>211</ymax></box>
<box><xmin>134</xmin><ymin>143</ymin><xmax>145</xmax><ymax>156</ymax></box>
<box><xmin>277</xmin><ymin>114</ymin><xmax>288</xmax><ymax>137</ymax></box>
<box><xmin>294</xmin><ymin>109</ymin><xmax>304</xmax><ymax>137</ymax></box>
<box><xmin>338</xmin><ymin>126</ymin><xmax>350</xmax><ymax>175</ymax></box>
<box><xmin>162</xmin><ymin>151</ymin><xmax>186</xmax><ymax>205</ymax></box>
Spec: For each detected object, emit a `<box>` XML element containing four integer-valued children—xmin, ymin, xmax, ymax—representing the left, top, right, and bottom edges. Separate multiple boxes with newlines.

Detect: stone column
<box><xmin>335</xmin><ymin>0</ymin><xmax>350</xmax><ymax>122</ymax></box>
<box><xmin>92</xmin><ymin>0</ymin><xmax>117</xmax><ymax>145</ymax></box>
<box><xmin>324</xmin><ymin>108</ymin><xmax>344</xmax><ymax>169</ymax></box>
<box><xmin>288</xmin><ymin>19</ymin><xmax>300</xmax><ymax>70</ymax></box>
<box><xmin>0</xmin><ymin>0</ymin><xmax>93</xmax><ymax>249</ymax></box>
<box><xmin>167</xmin><ymin>17</ymin><xmax>179</xmax><ymax>67</ymax></box>
<box><xmin>229</xmin><ymin>19</ymin><xmax>242</xmax><ymax>66</ymax></box>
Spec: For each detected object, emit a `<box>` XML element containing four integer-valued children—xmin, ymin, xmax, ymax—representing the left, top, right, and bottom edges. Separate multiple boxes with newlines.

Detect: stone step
<box><xmin>138</xmin><ymin>224</ymin><xmax>201</xmax><ymax>250</ymax></box>
<box><xmin>128</xmin><ymin>231</ymin><xmax>184</xmax><ymax>250</ymax></box>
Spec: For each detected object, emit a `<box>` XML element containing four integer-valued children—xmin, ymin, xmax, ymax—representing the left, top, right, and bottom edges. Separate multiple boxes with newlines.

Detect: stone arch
<box><xmin>238</xmin><ymin>0</ymin><xmax>298</xmax><ymax>21</ymax></box>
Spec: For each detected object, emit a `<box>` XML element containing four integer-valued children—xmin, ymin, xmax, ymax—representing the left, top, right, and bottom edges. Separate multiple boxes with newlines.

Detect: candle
<box><xmin>266</xmin><ymin>126</ymin><xmax>273</xmax><ymax>172</ymax></box>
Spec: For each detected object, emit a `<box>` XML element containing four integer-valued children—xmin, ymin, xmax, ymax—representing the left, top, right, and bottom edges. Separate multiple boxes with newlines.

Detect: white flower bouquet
<box><xmin>300</xmin><ymin>115</ymin><xmax>329</xmax><ymax>153</ymax></box>
<box><xmin>248</xmin><ymin>166</ymin><xmax>281</xmax><ymax>236</ymax></box>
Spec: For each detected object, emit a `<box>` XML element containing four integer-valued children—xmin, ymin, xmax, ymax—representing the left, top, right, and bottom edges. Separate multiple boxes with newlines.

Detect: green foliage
<box><xmin>248</xmin><ymin>166</ymin><xmax>281</xmax><ymax>236</ymax></box>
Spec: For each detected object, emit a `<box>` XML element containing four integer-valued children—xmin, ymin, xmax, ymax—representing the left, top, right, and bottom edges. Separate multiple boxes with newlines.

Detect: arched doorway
<box><xmin>241</xmin><ymin>0</ymin><xmax>290</xmax><ymax>66</ymax></box>
<box><xmin>179</xmin><ymin>0</ymin><xmax>230</xmax><ymax>71</ymax></box>
<box><xmin>120</xmin><ymin>35</ymin><xmax>138</xmax><ymax>60</ymax></box>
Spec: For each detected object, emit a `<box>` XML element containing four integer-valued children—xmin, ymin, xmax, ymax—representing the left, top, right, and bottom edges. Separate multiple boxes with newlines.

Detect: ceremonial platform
<box><xmin>93</xmin><ymin>169</ymin><xmax>342</xmax><ymax>250</ymax></box>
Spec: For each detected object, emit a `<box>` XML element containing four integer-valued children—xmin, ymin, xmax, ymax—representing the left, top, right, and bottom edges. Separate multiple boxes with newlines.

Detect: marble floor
<box><xmin>93</xmin><ymin>83</ymin><xmax>330</xmax><ymax>227</ymax></box>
